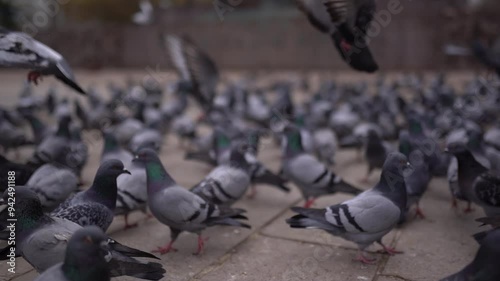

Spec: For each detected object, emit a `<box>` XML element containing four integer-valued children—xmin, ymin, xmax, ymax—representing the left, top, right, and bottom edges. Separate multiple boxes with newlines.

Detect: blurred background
<box><xmin>0</xmin><ymin>0</ymin><xmax>499</xmax><ymax>71</ymax></box>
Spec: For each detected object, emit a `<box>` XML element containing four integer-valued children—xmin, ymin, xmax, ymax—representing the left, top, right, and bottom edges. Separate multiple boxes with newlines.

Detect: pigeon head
<box><xmin>134</xmin><ymin>148</ymin><xmax>176</xmax><ymax>193</ymax></box>
<box><xmin>62</xmin><ymin>226</ymin><xmax>111</xmax><ymax>281</ymax></box>
<box><xmin>229</xmin><ymin>145</ymin><xmax>251</xmax><ymax>170</ymax></box>
<box><xmin>96</xmin><ymin>159</ymin><xmax>130</xmax><ymax>178</ymax></box>
<box><xmin>383</xmin><ymin>152</ymin><xmax>411</xmax><ymax>176</ymax></box>
<box><xmin>133</xmin><ymin>148</ymin><xmax>159</xmax><ymax>163</ymax></box>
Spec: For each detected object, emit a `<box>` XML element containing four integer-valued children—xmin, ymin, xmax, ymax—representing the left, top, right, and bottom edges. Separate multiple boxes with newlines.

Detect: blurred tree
<box><xmin>0</xmin><ymin>0</ymin><xmax>18</xmax><ymax>29</ymax></box>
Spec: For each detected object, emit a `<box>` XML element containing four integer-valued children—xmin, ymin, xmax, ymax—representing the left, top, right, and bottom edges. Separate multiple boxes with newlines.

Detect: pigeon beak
<box><xmin>122</xmin><ymin>169</ymin><xmax>131</xmax><ymax>175</ymax></box>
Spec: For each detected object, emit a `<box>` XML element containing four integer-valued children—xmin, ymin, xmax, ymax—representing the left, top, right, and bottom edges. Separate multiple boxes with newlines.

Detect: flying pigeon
<box><xmin>134</xmin><ymin>148</ymin><xmax>250</xmax><ymax>255</ymax></box>
<box><xmin>282</xmin><ymin>126</ymin><xmax>362</xmax><ymax>208</ymax></box>
<box><xmin>163</xmin><ymin>34</ymin><xmax>219</xmax><ymax>110</ymax></box>
<box><xmin>52</xmin><ymin>160</ymin><xmax>130</xmax><ymax>231</ymax></box>
<box><xmin>294</xmin><ymin>0</ymin><xmax>379</xmax><ymax>72</ymax></box>
<box><xmin>286</xmin><ymin>152</ymin><xmax>409</xmax><ymax>264</ymax></box>
<box><xmin>0</xmin><ymin>27</ymin><xmax>86</xmax><ymax>94</ymax></box>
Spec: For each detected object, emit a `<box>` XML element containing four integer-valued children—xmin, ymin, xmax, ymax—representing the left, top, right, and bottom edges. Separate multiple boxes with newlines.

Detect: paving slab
<box><xmin>194</xmin><ymin>235</ymin><xmax>380</xmax><ymax>281</ymax></box>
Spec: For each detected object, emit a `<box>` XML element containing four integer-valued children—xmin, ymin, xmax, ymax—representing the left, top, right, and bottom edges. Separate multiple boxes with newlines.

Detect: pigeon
<box><xmin>0</xmin><ymin>27</ymin><xmax>86</xmax><ymax>94</ymax></box>
<box><xmin>312</xmin><ymin>127</ymin><xmax>338</xmax><ymax>166</ymax></box>
<box><xmin>191</xmin><ymin>146</ymin><xmax>252</xmax><ymax>206</ymax></box>
<box><xmin>282</xmin><ymin>126</ymin><xmax>362</xmax><ymax>208</ymax></box>
<box><xmin>163</xmin><ymin>34</ymin><xmax>219</xmax><ymax>110</ymax></box>
<box><xmin>0</xmin><ymin>115</ymin><xmax>33</xmax><ymax>153</ymax></box>
<box><xmin>33</xmin><ymin>226</ymin><xmax>112</xmax><ymax>281</ymax></box>
<box><xmin>0</xmin><ymin>187</ymin><xmax>166</xmax><ymax>280</ymax></box>
<box><xmin>472</xmin><ymin>173</ymin><xmax>500</xmax><ymax>217</ymax></box>
<box><xmin>29</xmin><ymin>116</ymin><xmax>72</xmax><ymax>168</ymax></box>
<box><xmin>471</xmin><ymin>38</ymin><xmax>500</xmax><ymax>77</ymax></box>
<box><xmin>134</xmin><ymin>148</ymin><xmax>250</xmax><ymax>255</ymax></box>
<box><xmin>294</xmin><ymin>0</ymin><xmax>379</xmax><ymax>72</ymax></box>
<box><xmin>440</xmin><ymin>228</ymin><xmax>500</xmax><ymax>281</ymax></box>
<box><xmin>132</xmin><ymin>0</ymin><xmax>154</xmax><ymax>25</ymax></box>
<box><xmin>446</xmin><ymin>142</ymin><xmax>489</xmax><ymax>213</ymax></box>
<box><xmin>22</xmin><ymin>112</ymin><xmax>51</xmax><ymax>144</ymax></box>
<box><xmin>52</xmin><ymin>160</ymin><xmax>130</xmax><ymax>231</ymax></box>
<box><xmin>26</xmin><ymin>145</ymin><xmax>79</xmax><ymax>212</ymax></box>
<box><xmin>362</xmin><ymin>128</ymin><xmax>393</xmax><ymax>182</ymax></box>
<box><xmin>0</xmin><ymin>155</ymin><xmax>36</xmax><ymax>192</ymax></box>
<box><xmin>286</xmin><ymin>152</ymin><xmax>409</xmax><ymax>264</ymax></box>
<box><xmin>101</xmin><ymin>132</ymin><xmax>134</xmax><ymax>167</ymax></box>
<box><xmin>398</xmin><ymin>130</ymin><xmax>431</xmax><ymax>220</ymax></box>
<box><xmin>115</xmin><ymin>156</ymin><xmax>148</xmax><ymax>229</ymax></box>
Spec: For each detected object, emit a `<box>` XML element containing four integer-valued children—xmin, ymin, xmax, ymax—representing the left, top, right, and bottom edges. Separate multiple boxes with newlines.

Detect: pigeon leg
<box><xmin>464</xmin><ymin>202</ymin><xmax>475</xmax><ymax>213</ymax></box>
<box><xmin>353</xmin><ymin>251</ymin><xmax>376</xmax><ymax>264</ymax></box>
<box><xmin>153</xmin><ymin>229</ymin><xmax>180</xmax><ymax>254</ymax></box>
<box><xmin>27</xmin><ymin>71</ymin><xmax>42</xmax><ymax>85</ymax></box>
<box><xmin>152</xmin><ymin>241</ymin><xmax>178</xmax><ymax>255</ymax></box>
<box><xmin>123</xmin><ymin>214</ymin><xmax>138</xmax><ymax>230</ymax></box>
<box><xmin>247</xmin><ymin>185</ymin><xmax>257</xmax><ymax>199</ymax></box>
<box><xmin>451</xmin><ymin>198</ymin><xmax>458</xmax><ymax>209</ymax></box>
<box><xmin>414</xmin><ymin>203</ymin><xmax>426</xmax><ymax>219</ymax></box>
<box><xmin>377</xmin><ymin>241</ymin><xmax>403</xmax><ymax>255</ymax></box>
<box><xmin>193</xmin><ymin>235</ymin><xmax>209</xmax><ymax>255</ymax></box>
<box><xmin>304</xmin><ymin>198</ymin><xmax>316</xmax><ymax>208</ymax></box>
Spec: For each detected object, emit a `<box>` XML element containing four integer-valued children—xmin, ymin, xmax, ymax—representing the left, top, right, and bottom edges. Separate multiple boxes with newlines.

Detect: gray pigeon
<box><xmin>33</xmin><ymin>226</ymin><xmax>111</xmax><ymax>281</ymax></box>
<box><xmin>0</xmin><ymin>27</ymin><xmax>86</xmax><ymax>94</ymax></box>
<box><xmin>282</xmin><ymin>126</ymin><xmax>362</xmax><ymax>208</ymax></box>
<box><xmin>134</xmin><ymin>148</ymin><xmax>250</xmax><ymax>255</ymax></box>
<box><xmin>27</xmin><ymin>146</ymin><xmax>79</xmax><ymax>212</ymax></box>
<box><xmin>29</xmin><ymin>116</ymin><xmax>71</xmax><ymax>167</ymax></box>
<box><xmin>440</xmin><ymin>228</ymin><xmax>500</xmax><ymax>281</ymax></box>
<box><xmin>0</xmin><ymin>187</ymin><xmax>166</xmax><ymax>280</ymax></box>
<box><xmin>399</xmin><ymin>131</ymin><xmax>431</xmax><ymax>220</ymax></box>
<box><xmin>52</xmin><ymin>160</ymin><xmax>130</xmax><ymax>231</ymax></box>
<box><xmin>115</xmin><ymin>157</ymin><xmax>148</xmax><ymax>229</ymax></box>
<box><xmin>101</xmin><ymin>132</ymin><xmax>134</xmax><ymax>167</ymax></box>
<box><xmin>286</xmin><ymin>152</ymin><xmax>409</xmax><ymax>264</ymax></box>
<box><xmin>191</xmin><ymin>146</ymin><xmax>251</xmax><ymax>206</ymax></box>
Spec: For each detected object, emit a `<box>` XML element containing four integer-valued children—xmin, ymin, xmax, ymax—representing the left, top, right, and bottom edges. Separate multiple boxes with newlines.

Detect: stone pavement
<box><xmin>0</xmin><ymin>71</ymin><xmax>485</xmax><ymax>281</ymax></box>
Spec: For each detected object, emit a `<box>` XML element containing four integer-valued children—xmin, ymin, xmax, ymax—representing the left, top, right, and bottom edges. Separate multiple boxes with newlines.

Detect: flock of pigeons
<box><xmin>0</xmin><ymin>1</ymin><xmax>499</xmax><ymax>281</ymax></box>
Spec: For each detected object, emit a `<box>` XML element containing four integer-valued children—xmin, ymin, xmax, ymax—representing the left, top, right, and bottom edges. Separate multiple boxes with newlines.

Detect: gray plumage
<box><xmin>52</xmin><ymin>160</ymin><xmax>130</xmax><ymax>231</ymax></box>
<box><xmin>0</xmin><ymin>187</ymin><xmax>166</xmax><ymax>280</ymax></box>
<box><xmin>134</xmin><ymin>148</ymin><xmax>250</xmax><ymax>254</ymax></box>
<box><xmin>282</xmin><ymin>127</ymin><xmax>362</xmax><ymax>205</ymax></box>
<box><xmin>0</xmin><ymin>28</ymin><xmax>85</xmax><ymax>94</ymax></box>
<box><xmin>287</xmin><ymin>152</ymin><xmax>409</xmax><ymax>263</ymax></box>
<box><xmin>191</xmin><ymin>147</ymin><xmax>251</xmax><ymax>206</ymax></box>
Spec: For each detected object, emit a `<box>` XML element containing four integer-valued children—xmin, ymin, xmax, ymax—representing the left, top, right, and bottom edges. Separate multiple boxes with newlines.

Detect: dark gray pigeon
<box><xmin>52</xmin><ymin>160</ymin><xmax>130</xmax><ymax>231</ymax></box>
<box><xmin>294</xmin><ymin>0</ymin><xmax>379</xmax><ymax>72</ymax></box>
<box><xmin>282</xmin><ymin>126</ymin><xmax>362</xmax><ymax>208</ymax></box>
<box><xmin>399</xmin><ymin>131</ymin><xmax>431</xmax><ymax>220</ymax></box>
<box><xmin>446</xmin><ymin>142</ymin><xmax>489</xmax><ymax>213</ymax></box>
<box><xmin>0</xmin><ymin>187</ymin><xmax>166</xmax><ymax>280</ymax></box>
<box><xmin>362</xmin><ymin>128</ymin><xmax>393</xmax><ymax>182</ymax></box>
<box><xmin>0</xmin><ymin>27</ymin><xmax>86</xmax><ymax>94</ymax></box>
<box><xmin>134</xmin><ymin>148</ymin><xmax>250</xmax><ymax>255</ymax></box>
<box><xmin>440</xmin><ymin>228</ymin><xmax>500</xmax><ymax>281</ymax></box>
<box><xmin>33</xmin><ymin>226</ymin><xmax>111</xmax><ymax>281</ymax></box>
<box><xmin>29</xmin><ymin>116</ymin><xmax>72</xmax><ymax>168</ymax></box>
<box><xmin>287</xmin><ymin>152</ymin><xmax>409</xmax><ymax>264</ymax></box>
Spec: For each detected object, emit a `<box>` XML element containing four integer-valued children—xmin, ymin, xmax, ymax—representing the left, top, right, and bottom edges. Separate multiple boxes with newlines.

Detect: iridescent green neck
<box><xmin>145</xmin><ymin>160</ymin><xmax>174</xmax><ymax>194</ymax></box>
<box><xmin>216</xmin><ymin>135</ymin><xmax>231</xmax><ymax>149</ymax></box>
<box><xmin>287</xmin><ymin>132</ymin><xmax>303</xmax><ymax>153</ymax></box>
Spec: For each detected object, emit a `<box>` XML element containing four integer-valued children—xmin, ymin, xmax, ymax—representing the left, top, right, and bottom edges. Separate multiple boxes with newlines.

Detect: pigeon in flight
<box><xmin>0</xmin><ymin>27</ymin><xmax>86</xmax><ymax>95</ymax></box>
<box><xmin>294</xmin><ymin>0</ymin><xmax>379</xmax><ymax>72</ymax></box>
